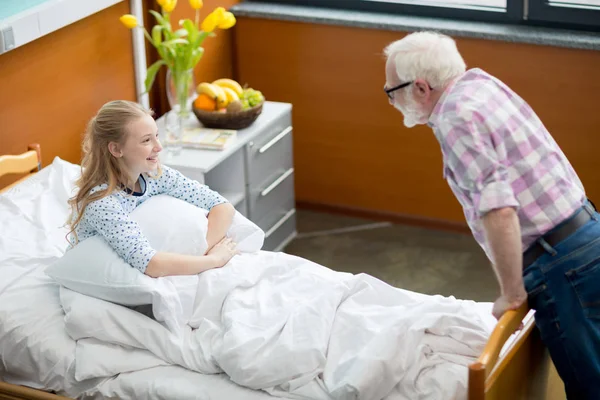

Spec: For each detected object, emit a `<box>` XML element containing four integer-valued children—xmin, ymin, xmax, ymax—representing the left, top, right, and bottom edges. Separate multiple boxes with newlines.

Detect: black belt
<box><xmin>523</xmin><ymin>201</ymin><xmax>596</xmax><ymax>267</ymax></box>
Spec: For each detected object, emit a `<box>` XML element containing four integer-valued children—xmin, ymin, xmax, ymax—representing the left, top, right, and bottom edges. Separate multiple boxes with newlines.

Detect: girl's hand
<box><xmin>207</xmin><ymin>237</ymin><xmax>238</xmax><ymax>268</ymax></box>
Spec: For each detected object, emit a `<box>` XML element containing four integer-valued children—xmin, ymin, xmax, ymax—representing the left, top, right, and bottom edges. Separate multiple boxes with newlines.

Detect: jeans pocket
<box><xmin>524</xmin><ymin>273</ymin><xmax>560</xmax><ymax>343</ymax></box>
<box><xmin>566</xmin><ymin>257</ymin><xmax>600</xmax><ymax>320</ymax></box>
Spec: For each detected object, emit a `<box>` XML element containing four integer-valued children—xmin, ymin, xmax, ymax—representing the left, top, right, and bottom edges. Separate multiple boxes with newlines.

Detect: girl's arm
<box><xmin>146</xmin><ymin>237</ymin><xmax>237</xmax><ymax>278</ymax></box>
<box><xmin>157</xmin><ymin>166</ymin><xmax>236</xmax><ymax>250</ymax></box>
<box><xmin>205</xmin><ymin>202</ymin><xmax>236</xmax><ymax>252</ymax></box>
<box><xmin>83</xmin><ymin>194</ymin><xmax>236</xmax><ymax>277</ymax></box>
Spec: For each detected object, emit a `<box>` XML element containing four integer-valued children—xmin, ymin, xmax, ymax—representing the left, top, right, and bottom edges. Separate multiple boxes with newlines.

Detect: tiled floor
<box><xmin>283</xmin><ymin>209</ymin><xmax>500</xmax><ymax>303</ymax></box>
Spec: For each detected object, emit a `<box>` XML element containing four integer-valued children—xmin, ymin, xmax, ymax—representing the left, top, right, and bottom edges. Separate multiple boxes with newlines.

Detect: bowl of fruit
<box><xmin>192</xmin><ymin>78</ymin><xmax>265</xmax><ymax>130</ymax></box>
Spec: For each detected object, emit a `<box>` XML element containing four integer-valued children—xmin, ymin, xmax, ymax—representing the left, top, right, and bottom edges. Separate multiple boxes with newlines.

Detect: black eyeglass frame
<box><xmin>384</xmin><ymin>81</ymin><xmax>434</xmax><ymax>100</ymax></box>
<box><xmin>384</xmin><ymin>81</ymin><xmax>412</xmax><ymax>100</ymax></box>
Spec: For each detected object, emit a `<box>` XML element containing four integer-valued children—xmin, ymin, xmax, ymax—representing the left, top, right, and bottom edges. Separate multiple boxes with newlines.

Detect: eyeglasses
<box><xmin>384</xmin><ymin>81</ymin><xmax>434</xmax><ymax>100</ymax></box>
<box><xmin>384</xmin><ymin>81</ymin><xmax>412</xmax><ymax>100</ymax></box>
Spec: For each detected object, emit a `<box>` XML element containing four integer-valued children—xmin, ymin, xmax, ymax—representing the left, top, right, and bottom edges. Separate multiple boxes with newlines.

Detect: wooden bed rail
<box><xmin>468</xmin><ymin>302</ymin><xmax>557</xmax><ymax>400</ymax></box>
<box><xmin>0</xmin><ymin>144</ymin><xmax>41</xmax><ymax>175</ymax></box>
<box><xmin>0</xmin><ymin>381</ymin><xmax>70</xmax><ymax>400</ymax></box>
<box><xmin>0</xmin><ymin>144</ymin><xmax>42</xmax><ymax>192</ymax></box>
<box><xmin>479</xmin><ymin>303</ymin><xmax>529</xmax><ymax>379</ymax></box>
<box><xmin>468</xmin><ymin>303</ymin><xmax>530</xmax><ymax>399</ymax></box>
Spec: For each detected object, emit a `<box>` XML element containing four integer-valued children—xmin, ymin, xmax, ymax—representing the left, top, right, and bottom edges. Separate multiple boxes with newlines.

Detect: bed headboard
<box><xmin>0</xmin><ymin>1</ymin><xmax>137</xmax><ymax>189</ymax></box>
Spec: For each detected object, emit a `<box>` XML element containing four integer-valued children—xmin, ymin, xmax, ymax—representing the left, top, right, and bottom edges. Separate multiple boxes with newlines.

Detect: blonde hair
<box><xmin>66</xmin><ymin>100</ymin><xmax>161</xmax><ymax>245</ymax></box>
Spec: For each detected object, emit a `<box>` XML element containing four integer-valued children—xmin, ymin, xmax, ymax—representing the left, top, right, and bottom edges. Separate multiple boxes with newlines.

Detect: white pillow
<box><xmin>226</xmin><ymin>210</ymin><xmax>265</xmax><ymax>253</ymax></box>
<box><xmin>45</xmin><ymin>235</ymin><xmax>195</xmax><ymax>336</ymax></box>
<box><xmin>131</xmin><ymin>194</ymin><xmax>265</xmax><ymax>254</ymax></box>
<box><xmin>131</xmin><ymin>194</ymin><xmax>209</xmax><ymax>256</ymax></box>
<box><xmin>46</xmin><ymin>193</ymin><xmax>265</xmax><ymax>336</ymax></box>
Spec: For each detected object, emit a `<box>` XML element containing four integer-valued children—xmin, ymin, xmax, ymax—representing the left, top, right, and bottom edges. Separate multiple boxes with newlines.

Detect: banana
<box><xmin>212</xmin><ymin>78</ymin><xmax>243</xmax><ymax>96</ymax></box>
<box><xmin>222</xmin><ymin>87</ymin><xmax>240</xmax><ymax>103</ymax></box>
<box><xmin>196</xmin><ymin>82</ymin><xmax>228</xmax><ymax>108</ymax></box>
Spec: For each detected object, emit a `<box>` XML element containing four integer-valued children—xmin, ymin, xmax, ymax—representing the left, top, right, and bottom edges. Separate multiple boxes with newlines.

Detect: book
<box><xmin>180</xmin><ymin>127</ymin><xmax>237</xmax><ymax>150</ymax></box>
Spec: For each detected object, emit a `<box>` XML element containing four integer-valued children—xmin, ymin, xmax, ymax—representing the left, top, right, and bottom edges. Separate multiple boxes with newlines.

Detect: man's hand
<box><xmin>482</xmin><ymin>207</ymin><xmax>527</xmax><ymax>323</ymax></box>
<box><xmin>492</xmin><ymin>288</ymin><xmax>527</xmax><ymax>321</ymax></box>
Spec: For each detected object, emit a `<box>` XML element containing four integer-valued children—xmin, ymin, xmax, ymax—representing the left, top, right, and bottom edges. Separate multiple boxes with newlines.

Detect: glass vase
<box><xmin>166</xmin><ymin>67</ymin><xmax>196</xmax><ymax>116</ymax></box>
<box><xmin>165</xmin><ymin>68</ymin><xmax>196</xmax><ymax>153</ymax></box>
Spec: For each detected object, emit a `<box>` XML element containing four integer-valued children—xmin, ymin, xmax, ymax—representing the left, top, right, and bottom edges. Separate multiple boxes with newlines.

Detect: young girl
<box><xmin>66</xmin><ymin>100</ymin><xmax>237</xmax><ymax>278</ymax></box>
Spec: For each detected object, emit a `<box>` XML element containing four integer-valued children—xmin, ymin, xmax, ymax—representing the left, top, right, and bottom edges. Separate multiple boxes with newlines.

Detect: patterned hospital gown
<box><xmin>69</xmin><ymin>165</ymin><xmax>228</xmax><ymax>273</ymax></box>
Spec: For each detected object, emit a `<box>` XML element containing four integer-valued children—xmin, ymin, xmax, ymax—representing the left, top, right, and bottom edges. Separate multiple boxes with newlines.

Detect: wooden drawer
<box><xmin>245</xmin><ymin>118</ymin><xmax>293</xmax><ymax>188</ymax></box>
<box><xmin>262</xmin><ymin>207</ymin><xmax>297</xmax><ymax>252</ymax></box>
<box><xmin>248</xmin><ymin>167</ymin><xmax>295</xmax><ymax>225</ymax></box>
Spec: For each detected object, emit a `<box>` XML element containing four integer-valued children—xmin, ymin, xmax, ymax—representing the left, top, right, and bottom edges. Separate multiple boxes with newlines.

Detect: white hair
<box><xmin>384</xmin><ymin>31</ymin><xmax>466</xmax><ymax>89</ymax></box>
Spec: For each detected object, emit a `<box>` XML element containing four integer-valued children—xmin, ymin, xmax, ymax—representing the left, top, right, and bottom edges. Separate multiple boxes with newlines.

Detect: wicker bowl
<box><xmin>192</xmin><ymin>102</ymin><xmax>263</xmax><ymax>130</ymax></box>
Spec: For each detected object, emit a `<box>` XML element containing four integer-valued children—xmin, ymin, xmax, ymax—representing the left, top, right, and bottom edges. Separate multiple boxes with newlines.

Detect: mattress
<box><xmin>0</xmin><ymin>157</ymin><xmax>512</xmax><ymax>400</ymax></box>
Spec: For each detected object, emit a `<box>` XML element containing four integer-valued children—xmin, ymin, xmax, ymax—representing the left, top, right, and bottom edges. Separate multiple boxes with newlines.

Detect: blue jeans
<box><xmin>523</xmin><ymin>204</ymin><xmax>600</xmax><ymax>399</ymax></box>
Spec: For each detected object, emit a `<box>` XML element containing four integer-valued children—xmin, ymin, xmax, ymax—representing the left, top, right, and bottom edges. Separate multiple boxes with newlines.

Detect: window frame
<box><xmin>250</xmin><ymin>0</ymin><xmax>600</xmax><ymax>31</ymax></box>
<box><xmin>251</xmin><ymin>0</ymin><xmax>525</xmax><ymax>24</ymax></box>
<box><xmin>527</xmin><ymin>0</ymin><xmax>600</xmax><ymax>30</ymax></box>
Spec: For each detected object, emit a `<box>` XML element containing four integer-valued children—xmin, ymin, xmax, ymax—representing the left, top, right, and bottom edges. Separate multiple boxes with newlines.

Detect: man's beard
<box><xmin>394</xmin><ymin>100</ymin><xmax>425</xmax><ymax>128</ymax></box>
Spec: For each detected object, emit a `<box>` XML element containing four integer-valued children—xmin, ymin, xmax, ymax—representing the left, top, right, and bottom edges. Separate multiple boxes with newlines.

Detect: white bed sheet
<box><xmin>0</xmin><ymin>158</ymin><xmax>108</xmax><ymax>396</ymax></box>
<box><xmin>0</xmin><ymin>157</ymin><xmax>518</xmax><ymax>400</ymax></box>
<box><xmin>85</xmin><ymin>365</ymin><xmax>276</xmax><ymax>400</ymax></box>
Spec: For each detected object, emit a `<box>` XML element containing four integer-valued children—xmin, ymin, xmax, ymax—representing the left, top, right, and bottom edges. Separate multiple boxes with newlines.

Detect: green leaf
<box><xmin>190</xmin><ymin>47</ymin><xmax>204</xmax><ymax>69</ymax></box>
<box><xmin>149</xmin><ymin>10</ymin><xmax>167</xmax><ymax>27</ymax></box>
<box><xmin>173</xmin><ymin>28</ymin><xmax>188</xmax><ymax>38</ymax></box>
<box><xmin>183</xmin><ymin>19</ymin><xmax>198</xmax><ymax>43</ymax></box>
<box><xmin>144</xmin><ymin>59</ymin><xmax>167</xmax><ymax>93</ymax></box>
<box><xmin>151</xmin><ymin>25</ymin><xmax>163</xmax><ymax>46</ymax></box>
<box><xmin>161</xmin><ymin>38</ymin><xmax>189</xmax><ymax>47</ymax></box>
<box><xmin>193</xmin><ymin>31</ymin><xmax>210</xmax><ymax>48</ymax></box>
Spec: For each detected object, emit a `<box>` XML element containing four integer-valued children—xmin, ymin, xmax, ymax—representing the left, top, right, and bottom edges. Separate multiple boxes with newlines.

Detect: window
<box><xmin>254</xmin><ymin>0</ymin><xmax>600</xmax><ymax>30</ymax></box>
<box><xmin>528</xmin><ymin>0</ymin><xmax>600</xmax><ymax>29</ymax></box>
<box><xmin>361</xmin><ymin>0</ymin><xmax>506</xmax><ymax>8</ymax></box>
<box><xmin>548</xmin><ymin>0</ymin><xmax>600</xmax><ymax>6</ymax></box>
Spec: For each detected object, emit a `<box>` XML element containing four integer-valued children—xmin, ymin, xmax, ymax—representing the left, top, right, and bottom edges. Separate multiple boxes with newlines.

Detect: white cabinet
<box><xmin>157</xmin><ymin>101</ymin><xmax>296</xmax><ymax>252</ymax></box>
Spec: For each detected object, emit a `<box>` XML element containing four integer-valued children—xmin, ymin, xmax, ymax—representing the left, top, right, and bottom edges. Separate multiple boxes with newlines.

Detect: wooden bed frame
<box><xmin>0</xmin><ymin>146</ymin><xmax>564</xmax><ymax>400</ymax></box>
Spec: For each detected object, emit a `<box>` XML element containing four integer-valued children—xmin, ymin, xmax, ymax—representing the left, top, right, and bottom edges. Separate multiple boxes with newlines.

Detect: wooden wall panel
<box><xmin>233</xmin><ymin>18</ymin><xmax>600</xmax><ymax>226</ymax></box>
<box><xmin>0</xmin><ymin>2</ymin><xmax>136</xmax><ymax>188</ymax></box>
<box><xmin>144</xmin><ymin>0</ymin><xmax>240</xmax><ymax>117</ymax></box>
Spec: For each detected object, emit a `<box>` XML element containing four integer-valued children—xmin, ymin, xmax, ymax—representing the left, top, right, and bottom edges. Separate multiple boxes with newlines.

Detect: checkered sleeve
<box><xmin>443</xmin><ymin>109</ymin><xmax>519</xmax><ymax>216</ymax></box>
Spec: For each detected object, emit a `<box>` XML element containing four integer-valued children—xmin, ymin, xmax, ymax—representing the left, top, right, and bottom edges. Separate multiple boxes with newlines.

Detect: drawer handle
<box><xmin>265</xmin><ymin>208</ymin><xmax>296</xmax><ymax>238</ymax></box>
<box><xmin>258</xmin><ymin>126</ymin><xmax>292</xmax><ymax>154</ymax></box>
<box><xmin>261</xmin><ymin>168</ymin><xmax>294</xmax><ymax>197</ymax></box>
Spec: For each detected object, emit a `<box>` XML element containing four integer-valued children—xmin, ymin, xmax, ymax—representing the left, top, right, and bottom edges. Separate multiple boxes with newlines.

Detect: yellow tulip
<box><xmin>201</xmin><ymin>13</ymin><xmax>218</xmax><ymax>32</ymax></box>
<box><xmin>189</xmin><ymin>0</ymin><xmax>203</xmax><ymax>10</ymax></box>
<box><xmin>162</xmin><ymin>0</ymin><xmax>177</xmax><ymax>13</ymax></box>
<box><xmin>218</xmin><ymin>11</ymin><xmax>236</xmax><ymax>29</ymax></box>
<box><xmin>157</xmin><ymin>0</ymin><xmax>167</xmax><ymax>6</ymax></box>
<box><xmin>119</xmin><ymin>14</ymin><xmax>138</xmax><ymax>29</ymax></box>
<box><xmin>212</xmin><ymin>7</ymin><xmax>226</xmax><ymax>21</ymax></box>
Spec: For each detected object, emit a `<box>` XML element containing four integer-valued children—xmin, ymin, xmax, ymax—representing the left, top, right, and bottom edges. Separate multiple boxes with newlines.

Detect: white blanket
<box><xmin>59</xmin><ymin>250</ymin><xmax>492</xmax><ymax>400</ymax></box>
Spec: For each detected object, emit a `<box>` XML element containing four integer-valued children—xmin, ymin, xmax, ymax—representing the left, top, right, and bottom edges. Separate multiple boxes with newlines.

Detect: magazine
<box><xmin>180</xmin><ymin>127</ymin><xmax>237</xmax><ymax>150</ymax></box>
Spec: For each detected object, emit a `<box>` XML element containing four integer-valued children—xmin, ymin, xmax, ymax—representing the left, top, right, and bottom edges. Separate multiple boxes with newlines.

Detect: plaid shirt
<box><xmin>428</xmin><ymin>68</ymin><xmax>586</xmax><ymax>261</ymax></box>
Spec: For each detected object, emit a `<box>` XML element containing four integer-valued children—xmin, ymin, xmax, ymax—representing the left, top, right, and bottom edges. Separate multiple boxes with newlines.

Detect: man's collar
<box><xmin>427</xmin><ymin>73</ymin><xmax>463</xmax><ymax>128</ymax></box>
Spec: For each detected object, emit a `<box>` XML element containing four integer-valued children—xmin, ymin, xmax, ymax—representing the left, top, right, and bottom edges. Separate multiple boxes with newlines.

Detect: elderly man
<box><xmin>383</xmin><ymin>31</ymin><xmax>599</xmax><ymax>398</ymax></box>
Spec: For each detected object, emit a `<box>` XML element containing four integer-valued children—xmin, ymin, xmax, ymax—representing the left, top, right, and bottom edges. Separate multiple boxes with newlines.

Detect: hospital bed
<box><xmin>0</xmin><ymin>145</ymin><xmax>562</xmax><ymax>400</ymax></box>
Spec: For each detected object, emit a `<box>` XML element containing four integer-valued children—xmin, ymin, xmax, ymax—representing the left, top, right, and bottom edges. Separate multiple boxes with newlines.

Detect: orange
<box><xmin>194</xmin><ymin>93</ymin><xmax>216</xmax><ymax>111</ymax></box>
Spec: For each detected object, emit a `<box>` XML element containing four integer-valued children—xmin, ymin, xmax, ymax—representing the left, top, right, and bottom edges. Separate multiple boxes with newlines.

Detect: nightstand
<box><xmin>157</xmin><ymin>101</ymin><xmax>297</xmax><ymax>252</ymax></box>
